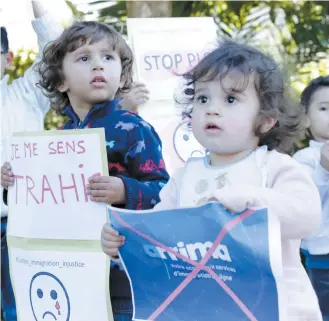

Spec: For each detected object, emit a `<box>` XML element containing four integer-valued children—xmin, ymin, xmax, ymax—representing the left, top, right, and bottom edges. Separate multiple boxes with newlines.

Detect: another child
<box><xmin>293</xmin><ymin>76</ymin><xmax>329</xmax><ymax>321</ymax></box>
<box><xmin>101</xmin><ymin>40</ymin><xmax>323</xmax><ymax>320</ymax></box>
<box><xmin>1</xmin><ymin>21</ymin><xmax>169</xmax><ymax>321</ymax></box>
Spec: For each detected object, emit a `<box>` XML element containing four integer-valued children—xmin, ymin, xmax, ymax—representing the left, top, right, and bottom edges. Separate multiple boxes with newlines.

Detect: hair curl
<box><xmin>36</xmin><ymin>21</ymin><xmax>133</xmax><ymax>114</ymax></box>
<box><xmin>180</xmin><ymin>40</ymin><xmax>305</xmax><ymax>154</ymax></box>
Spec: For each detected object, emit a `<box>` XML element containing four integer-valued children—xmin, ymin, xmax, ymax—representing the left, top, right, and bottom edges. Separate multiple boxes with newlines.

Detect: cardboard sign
<box><xmin>7</xmin><ymin>130</ymin><xmax>113</xmax><ymax>321</ymax></box>
<box><xmin>7</xmin><ymin>129</ymin><xmax>108</xmax><ymax>240</ymax></box>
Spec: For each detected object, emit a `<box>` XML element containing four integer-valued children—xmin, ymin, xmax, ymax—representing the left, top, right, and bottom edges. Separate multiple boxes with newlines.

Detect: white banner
<box><xmin>127</xmin><ymin>17</ymin><xmax>217</xmax><ymax>101</ymax></box>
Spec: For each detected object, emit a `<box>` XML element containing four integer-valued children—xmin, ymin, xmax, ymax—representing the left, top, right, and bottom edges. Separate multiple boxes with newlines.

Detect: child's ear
<box><xmin>119</xmin><ymin>75</ymin><xmax>127</xmax><ymax>89</ymax></box>
<box><xmin>259</xmin><ymin>117</ymin><xmax>277</xmax><ymax>134</ymax></box>
<box><xmin>58</xmin><ymin>81</ymin><xmax>68</xmax><ymax>93</ymax></box>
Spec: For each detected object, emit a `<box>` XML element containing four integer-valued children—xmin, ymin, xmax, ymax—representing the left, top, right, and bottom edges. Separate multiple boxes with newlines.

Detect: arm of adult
<box><xmin>7</xmin><ymin>1</ymin><xmax>64</xmax><ymax>117</ymax></box>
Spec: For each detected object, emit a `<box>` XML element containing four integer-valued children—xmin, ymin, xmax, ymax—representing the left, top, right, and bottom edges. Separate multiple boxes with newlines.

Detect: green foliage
<box><xmin>96</xmin><ymin>1</ymin><xmax>328</xmax><ymax>65</ymax></box>
<box><xmin>6</xmin><ymin>49</ymin><xmax>36</xmax><ymax>83</ymax></box>
<box><xmin>178</xmin><ymin>1</ymin><xmax>329</xmax><ymax>64</ymax></box>
<box><xmin>98</xmin><ymin>1</ymin><xmax>127</xmax><ymax>34</ymax></box>
<box><xmin>44</xmin><ymin>110</ymin><xmax>67</xmax><ymax>130</ymax></box>
<box><xmin>65</xmin><ymin>0</ymin><xmax>85</xmax><ymax>20</ymax></box>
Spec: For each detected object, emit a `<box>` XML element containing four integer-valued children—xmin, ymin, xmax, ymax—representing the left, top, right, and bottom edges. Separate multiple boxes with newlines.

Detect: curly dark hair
<box><xmin>180</xmin><ymin>40</ymin><xmax>305</xmax><ymax>154</ymax></box>
<box><xmin>301</xmin><ymin>75</ymin><xmax>329</xmax><ymax>112</ymax></box>
<box><xmin>36</xmin><ymin>21</ymin><xmax>133</xmax><ymax>114</ymax></box>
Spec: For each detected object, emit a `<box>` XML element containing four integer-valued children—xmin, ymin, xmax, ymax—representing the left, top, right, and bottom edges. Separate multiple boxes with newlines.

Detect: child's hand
<box><xmin>86</xmin><ymin>176</ymin><xmax>125</xmax><ymax>205</ymax></box>
<box><xmin>208</xmin><ymin>187</ymin><xmax>261</xmax><ymax>214</ymax></box>
<box><xmin>120</xmin><ymin>82</ymin><xmax>149</xmax><ymax>112</ymax></box>
<box><xmin>1</xmin><ymin>162</ymin><xmax>14</xmax><ymax>189</ymax></box>
<box><xmin>320</xmin><ymin>141</ymin><xmax>329</xmax><ymax>171</ymax></box>
<box><xmin>101</xmin><ymin>223</ymin><xmax>125</xmax><ymax>258</ymax></box>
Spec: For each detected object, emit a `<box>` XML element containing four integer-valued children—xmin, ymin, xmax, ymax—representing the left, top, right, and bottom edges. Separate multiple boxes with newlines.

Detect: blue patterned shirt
<box><xmin>59</xmin><ymin>100</ymin><xmax>169</xmax><ymax>210</ymax></box>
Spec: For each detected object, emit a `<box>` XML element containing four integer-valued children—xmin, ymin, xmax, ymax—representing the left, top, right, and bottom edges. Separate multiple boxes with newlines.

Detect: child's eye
<box><xmin>320</xmin><ymin>106</ymin><xmax>328</xmax><ymax>111</ymax></box>
<box><xmin>104</xmin><ymin>54</ymin><xmax>114</xmax><ymax>60</ymax></box>
<box><xmin>78</xmin><ymin>56</ymin><xmax>89</xmax><ymax>62</ymax></box>
<box><xmin>225</xmin><ymin>95</ymin><xmax>238</xmax><ymax>104</ymax></box>
<box><xmin>196</xmin><ymin>95</ymin><xmax>208</xmax><ymax>104</ymax></box>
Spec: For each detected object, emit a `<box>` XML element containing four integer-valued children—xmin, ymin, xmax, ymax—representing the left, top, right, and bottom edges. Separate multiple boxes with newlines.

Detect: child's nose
<box><xmin>206</xmin><ymin>106</ymin><xmax>222</xmax><ymax>116</ymax></box>
<box><xmin>206</xmin><ymin>111</ymin><xmax>220</xmax><ymax>116</ymax></box>
<box><xmin>93</xmin><ymin>65</ymin><xmax>104</xmax><ymax>71</ymax></box>
<box><xmin>92</xmin><ymin>58</ymin><xmax>104</xmax><ymax>71</ymax></box>
<box><xmin>206</xmin><ymin>103</ymin><xmax>222</xmax><ymax>116</ymax></box>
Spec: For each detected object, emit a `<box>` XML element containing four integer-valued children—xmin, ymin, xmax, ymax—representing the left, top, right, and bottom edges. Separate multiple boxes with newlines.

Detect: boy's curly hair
<box><xmin>36</xmin><ymin>21</ymin><xmax>133</xmax><ymax>114</ymax></box>
<box><xmin>180</xmin><ymin>40</ymin><xmax>305</xmax><ymax>154</ymax></box>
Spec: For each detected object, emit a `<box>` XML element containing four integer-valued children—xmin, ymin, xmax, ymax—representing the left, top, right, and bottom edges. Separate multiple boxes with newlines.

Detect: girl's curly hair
<box><xmin>36</xmin><ymin>21</ymin><xmax>133</xmax><ymax>114</ymax></box>
<box><xmin>180</xmin><ymin>40</ymin><xmax>305</xmax><ymax>154</ymax></box>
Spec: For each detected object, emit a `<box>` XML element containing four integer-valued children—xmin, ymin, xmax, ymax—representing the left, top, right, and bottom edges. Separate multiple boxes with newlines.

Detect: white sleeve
<box><xmin>8</xmin><ymin>12</ymin><xmax>63</xmax><ymax>116</ymax></box>
<box><xmin>293</xmin><ymin>149</ymin><xmax>329</xmax><ymax>204</ymax></box>
<box><xmin>154</xmin><ymin>168</ymin><xmax>183</xmax><ymax>211</ymax></box>
<box><xmin>252</xmin><ymin>152</ymin><xmax>322</xmax><ymax>239</ymax></box>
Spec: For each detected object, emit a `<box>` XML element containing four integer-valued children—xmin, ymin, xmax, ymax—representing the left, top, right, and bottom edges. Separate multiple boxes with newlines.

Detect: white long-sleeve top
<box><xmin>1</xmin><ymin>13</ymin><xmax>63</xmax><ymax>217</ymax></box>
<box><xmin>293</xmin><ymin>140</ymin><xmax>329</xmax><ymax>255</ymax></box>
<box><xmin>155</xmin><ymin>146</ymin><xmax>322</xmax><ymax>321</ymax></box>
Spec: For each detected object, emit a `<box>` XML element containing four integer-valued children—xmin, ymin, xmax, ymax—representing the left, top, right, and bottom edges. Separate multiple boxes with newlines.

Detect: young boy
<box><xmin>1</xmin><ymin>21</ymin><xmax>169</xmax><ymax>321</ymax></box>
<box><xmin>294</xmin><ymin>76</ymin><xmax>329</xmax><ymax>321</ymax></box>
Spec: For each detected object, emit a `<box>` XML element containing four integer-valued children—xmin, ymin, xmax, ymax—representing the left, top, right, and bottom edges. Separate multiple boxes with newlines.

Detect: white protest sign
<box><xmin>9</xmin><ymin>246</ymin><xmax>110</xmax><ymax>321</ymax></box>
<box><xmin>127</xmin><ymin>17</ymin><xmax>218</xmax><ymax>101</ymax></box>
<box><xmin>137</xmin><ymin>101</ymin><xmax>205</xmax><ymax>175</ymax></box>
<box><xmin>127</xmin><ymin>17</ymin><xmax>214</xmax><ymax>174</ymax></box>
<box><xmin>7</xmin><ymin>129</ymin><xmax>108</xmax><ymax>240</ymax></box>
<box><xmin>7</xmin><ymin>129</ymin><xmax>113</xmax><ymax>321</ymax></box>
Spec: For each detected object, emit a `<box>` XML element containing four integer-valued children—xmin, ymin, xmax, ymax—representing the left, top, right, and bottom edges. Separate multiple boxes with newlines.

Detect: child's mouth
<box><xmin>205</xmin><ymin>123</ymin><xmax>222</xmax><ymax>134</ymax></box>
<box><xmin>91</xmin><ymin>76</ymin><xmax>106</xmax><ymax>87</ymax></box>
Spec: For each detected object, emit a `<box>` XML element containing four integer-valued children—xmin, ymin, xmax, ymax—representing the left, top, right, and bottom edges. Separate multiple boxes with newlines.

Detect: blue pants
<box><xmin>308</xmin><ymin>268</ymin><xmax>329</xmax><ymax>321</ymax></box>
<box><xmin>1</xmin><ymin>218</ymin><xmax>17</xmax><ymax>321</ymax></box>
<box><xmin>113</xmin><ymin>314</ymin><xmax>132</xmax><ymax>321</ymax></box>
<box><xmin>112</xmin><ymin>297</ymin><xmax>133</xmax><ymax>321</ymax></box>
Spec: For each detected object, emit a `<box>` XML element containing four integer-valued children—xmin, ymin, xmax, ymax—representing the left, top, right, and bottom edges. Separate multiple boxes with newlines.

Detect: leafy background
<box><xmin>6</xmin><ymin>0</ymin><xmax>329</xmax><ymax>148</ymax></box>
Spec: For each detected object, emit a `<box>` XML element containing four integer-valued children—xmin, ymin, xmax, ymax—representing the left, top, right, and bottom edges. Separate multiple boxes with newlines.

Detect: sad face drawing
<box><xmin>29</xmin><ymin>272</ymin><xmax>70</xmax><ymax>321</ymax></box>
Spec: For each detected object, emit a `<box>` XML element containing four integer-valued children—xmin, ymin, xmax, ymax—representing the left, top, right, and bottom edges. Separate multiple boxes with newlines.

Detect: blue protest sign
<box><xmin>109</xmin><ymin>203</ymin><xmax>281</xmax><ymax>321</ymax></box>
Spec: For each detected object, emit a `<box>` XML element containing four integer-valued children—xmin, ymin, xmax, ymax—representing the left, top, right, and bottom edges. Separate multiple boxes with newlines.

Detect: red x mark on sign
<box><xmin>112</xmin><ymin>208</ymin><xmax>258</xmax><ymax>321</ymax></box>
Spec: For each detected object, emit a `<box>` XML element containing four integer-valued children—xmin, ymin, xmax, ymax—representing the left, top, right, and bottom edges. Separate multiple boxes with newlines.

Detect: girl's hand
<box><xmin>101</xmin><ymin>223</ymin><xmax>125</xmax><ymax>258</ymax></box>
<box><xmin>86</xmin><ymin>176</ymin><xmax>125</xmax><ymax>205</ymax></box>
<box><xmin>1</xmin><ymin>162</ymin><xmax>14</xmax><ymax>189</ymax></box>
<box><xmin>208</xmin><ymin>186</ymin><xmax>261</xmax><ymax>214</ymax></box>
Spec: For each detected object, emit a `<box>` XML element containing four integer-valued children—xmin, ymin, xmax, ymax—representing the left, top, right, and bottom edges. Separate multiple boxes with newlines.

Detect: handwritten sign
<box><xmin>7</xmin><ymin>129</ymin><xmax>108</xmax><ymax>240</ymax></box>
<box><xmin>109</xmin><ymin>203</ymin><xmax>286</xmax><ymax>321</ymax></box>
<box><xmin>7</xmin><ymin>129</ymin><xmax>113</xmax><ymax>321</ymax></box>
<box><xmin>139</xmin><ymin>50</ymin><xmax>210</xmax><ymax>81</ymax></box>
<box><xmin>127</xmin><ymin>17</ymin><xmax>217</xmax><ymax>101</ymax></box>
